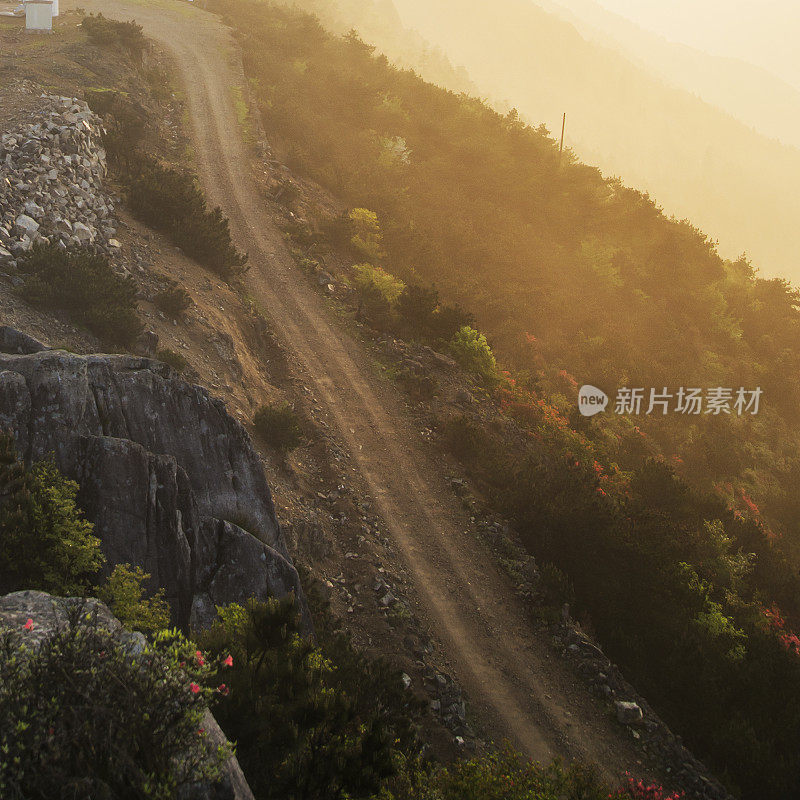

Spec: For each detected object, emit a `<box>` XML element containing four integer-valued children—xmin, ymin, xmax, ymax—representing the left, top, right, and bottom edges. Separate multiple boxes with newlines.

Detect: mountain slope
<box><xmin>63</xmin><ymin>0</ymin><xmax>676</xmax><ymax>785</ymax></box>
<box><xmin>342</xmin><ymin>0</ymin><xmax>800</xmax><ymax>282</ymax></box>
<box><xmin>540</xmin><ymin>0</ymin><xmax>800</xmax><ymax>150</ymax></box>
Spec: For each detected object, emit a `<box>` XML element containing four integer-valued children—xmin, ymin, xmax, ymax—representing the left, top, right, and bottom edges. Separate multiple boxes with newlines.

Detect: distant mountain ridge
<box><xmin>301</xmin><ymin>0</ymin><xmax>800</xmax><ymax>282</ymax></box>
<box><xmin>540</xmin><ymin>0</ymin><xmax>800</xmax><ymax>150</ymax></box>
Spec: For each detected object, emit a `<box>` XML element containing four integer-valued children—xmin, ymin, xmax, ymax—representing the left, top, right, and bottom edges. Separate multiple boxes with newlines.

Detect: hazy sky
<box><xmin>592</xmin><ymin>0</ymin><xmax>800</xmax><ymax>89</ymax></box>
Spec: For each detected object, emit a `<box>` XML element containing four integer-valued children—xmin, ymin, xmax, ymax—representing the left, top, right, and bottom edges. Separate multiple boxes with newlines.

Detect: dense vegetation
<box><xmin>85</xmin><ymin>88</ymin><xmax>247</xmax><ymax>279</ymax></box>
<box><xmin>0</xmin><ymin>434</ymin><xmax>103</xmax><ymax>596</ymax></box>
<box><xmin>0</xmin><ymin>432</ymin><xmax>676</xmax><ymax>799</ymax></box>
<box><xmin>17</xmin><ymin>244</ymin><xmax>142</xmax><ymax>347</ymax></box>
<box><xmin>197</xmin><ymin>596</ymin><xmax>422</xmax><ymax>800</ymax></box>
<box><xmin>207</xmin><ymin>2</ymin><xmax>800</xmax><ymax>796</ymax></box>
<box><xmin>0</xmin><ymin>613</ymin><xmax>226</xmax><ymax>799</ymax></box>
<box><xmin>253</xmin><ymin>402</ymin><xmax>305</xmax><ymax>452</ymax></box>
<box><xmin>81</xmin><ymin>14</ymin><xmax>148</xmax><ymax>63</ymax></box>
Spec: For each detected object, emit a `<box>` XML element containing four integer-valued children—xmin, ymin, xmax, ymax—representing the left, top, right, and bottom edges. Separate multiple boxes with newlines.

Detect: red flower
<box><xmin>195</xmin><ymin>650</ymin><xmax>205</xmax><ymax>667</ymax></box>
<box><xmin>223</xmin><ymin>654</ymin><xmax>233</xmax><ymax>667</ymax></box>
<box><xmin>23</xmin><ymin>618</ymin><xmax>33</xmax><ymax>631</ymax></box>
<box><xmin>189</xmin><ymin>682</ymin><xmax>201</xmax><ymax>694</ymax></box>
<box><xmin>218</xmin><ymin>683</ymin><xmax>229</xmax><ymax>696</ymax></box>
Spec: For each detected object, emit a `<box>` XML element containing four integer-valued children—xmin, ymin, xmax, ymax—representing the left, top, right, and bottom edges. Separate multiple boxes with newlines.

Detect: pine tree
<box><xmin>0</xmin><ymin>433</ymin><xmax>104</xmax><ymax>595</ymax></box>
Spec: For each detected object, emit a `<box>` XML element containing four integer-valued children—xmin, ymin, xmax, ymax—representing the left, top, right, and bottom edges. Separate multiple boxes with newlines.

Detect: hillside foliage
<box><xmin>207</xmin><ymin>2</ymin><xmax>800</xmax><ymax>795</ymax></box>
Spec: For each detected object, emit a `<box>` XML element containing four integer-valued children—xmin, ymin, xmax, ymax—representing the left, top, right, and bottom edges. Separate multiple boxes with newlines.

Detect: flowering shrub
<box><xmin>0</xmin><ymin>605</ymin><xmax>232</xmax><ymax>799</ymax></box>
<box><xmin>610</xmin><ymin>775</ymin><xmax>684</xmax><ymax>800</ymax></box>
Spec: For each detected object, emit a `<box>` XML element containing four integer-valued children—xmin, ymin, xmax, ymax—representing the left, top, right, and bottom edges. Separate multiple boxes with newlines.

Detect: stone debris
<box><xmin>0</xmin><ymin>94</ymin><xmax>119</xmax><ymax>270</ymax></box>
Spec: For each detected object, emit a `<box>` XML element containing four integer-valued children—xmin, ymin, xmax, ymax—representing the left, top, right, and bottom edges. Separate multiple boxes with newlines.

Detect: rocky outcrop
<box><xmin>0</xmin><ymin>329</ymin><xmax>308</xmax><ymax>630</ymax></box>
<box><xmin>0</xmin><ymin>94</ymin><xmax>121</xmax><ymax>269</ymax></box>
<box><xmin>0</xmin><ymin>590</ymin><xmax>256</xmax><ymax>800</ymax></box>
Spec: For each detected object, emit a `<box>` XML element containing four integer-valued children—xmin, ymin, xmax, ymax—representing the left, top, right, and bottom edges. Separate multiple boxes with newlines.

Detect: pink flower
<box><xmin>23</xmin><ymin>618</ymin><xmax>33</xmax><ymax>631</ymax></box>
<box><xmin>223</xmin><ymin>655</ymin><xmax>233</xmax><ymax>667</ymax></box>
<box><xmin>189</xmin><ymin>682</ymin><xmax>201</xmax><ymax>694</ymax></box>
<box><xmin>218</xmin><ymin>683</ymin><xmax>229</xmax><ymax>696</ymax></box>
<box><xmin>195</xmin><ymin>650</ymin><xmax>205</xmax><ymax>666</ymax></box>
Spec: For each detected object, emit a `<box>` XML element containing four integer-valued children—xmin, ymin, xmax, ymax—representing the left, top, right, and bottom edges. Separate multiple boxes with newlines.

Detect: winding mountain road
<box><xmin>68</xmin><ymin>0</ymin><xmax>649</xmax><ymax>779</ymax></box>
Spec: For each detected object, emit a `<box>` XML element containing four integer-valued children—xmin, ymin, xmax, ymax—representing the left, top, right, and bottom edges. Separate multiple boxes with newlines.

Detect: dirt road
<box><xmin>68</xmin><ymin>0</ymin><xmax>648</xmax><ymax>778</ymax></box>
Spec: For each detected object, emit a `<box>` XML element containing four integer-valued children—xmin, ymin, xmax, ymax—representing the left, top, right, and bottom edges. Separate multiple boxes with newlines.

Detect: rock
<box><xmin>14</xmin><ymin>213</ymin><xmax>39</xmax><ymax>237</ymax></box>
<box><xmin>136</xmin><ymin>328</ymin><xmax>159</xmax><ymax>358</ymax></box>
<box><xmin>0</xmin><ymin>334</ymin><xmax>309</xmax><ymax>632</ymax></box>
<box><xmin>0</xmin><ymin>326</ymin><xmax>48</xmax><ymax>354</ymax></box>
<box><xmin>72</xmin><ymin>221</ymin><xmax>95</xmax><ymax>242</ymax></box>
<box><xmin>615</xmin><ymin>700</ymin><xmax>644</xmax><ymax>726</ymax></box>
<box><xmin>0</xmin><ymin>590</ymin><xmax>255</xmax><ymax>800</ymax></box>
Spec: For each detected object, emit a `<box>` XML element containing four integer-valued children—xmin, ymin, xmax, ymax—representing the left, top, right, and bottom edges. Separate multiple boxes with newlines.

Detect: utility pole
<box><xmin>559</xmin><ymin>113</ymin><xmax>566</xmax><ymax>164</ymax></box>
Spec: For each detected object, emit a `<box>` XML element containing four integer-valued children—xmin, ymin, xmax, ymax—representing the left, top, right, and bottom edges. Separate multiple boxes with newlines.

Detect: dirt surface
<box><xmin>44</xmin><ymin>0</ymin><xmax>663</xmax><ymax>782</ymax></box>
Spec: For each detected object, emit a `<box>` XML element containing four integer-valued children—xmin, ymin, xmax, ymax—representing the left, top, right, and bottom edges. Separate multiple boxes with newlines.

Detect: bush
<box><xmin>156</xmin><ymin>348</ymin><xmax>188</xmax><ymax>372</ymax></box>
<box><xmin>17</xmin><ymin>244</ymin><xmax>142</xmax><ymax>347</ymax></box>
<box><xmin>348</xmin><ymin>208</ymin><xmax>386</xmax><ymax>262</ymax></box>
<box><xmin>154</xmin><ymin>285</ymin><xmax>193</xmax><ymax>318</ymax></box>
<box><xmin>449</xmin><ymin>326</ymin><xmax>499</xmax><ymax>384</ymax></box>
<box><xmin>0</xmin><ymin>434</ymin><xmax>104</xmax><ymax>596</ymax></box>
<box><xmin>126</xmin><ymin>157</ymin><xmax>248</xmax><ymax>279</ymax></box>
<box><xmin>381</xmin><ymin>746</ymin><xmax>613</xmax><ymax>800</ymax></box>
<box><xmin>397</xmin><ymin>284</ymin><xmax>477</xmax><ymax>343</ymax></box>
<box><xmin>81</xmin><ymin>13</ymin><xmax>148</xmax><ymax>63</ymax></box>
<box><xmin>197</xmin><ymin>596</ymin><xmax>421</xmax><ymax>800</ymax></box>
<box><xmin>98</xmin><ymin>564</ymin><xmax>171</xmax><ymax>634</ymax></box>
<box><xmin>253</xmin><ymin>402</ymin><xmax>303</xmax><ymax>452</ymax></box>
<box><xmin>0</xmin><ymin>610</ymin><xmax>226</xmax><ymax>799</ymax></box>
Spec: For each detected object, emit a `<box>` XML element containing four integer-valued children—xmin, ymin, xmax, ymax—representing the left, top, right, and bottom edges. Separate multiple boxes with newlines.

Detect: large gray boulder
<box><xmin>0</xmin><ymin>331</ymin><xmax>309</xmax><ymax>630</ymax></box>
<box><xmin>0</xmin><ymin>590</ymin><xmax>256</xmax><ymax>800</ymax></box>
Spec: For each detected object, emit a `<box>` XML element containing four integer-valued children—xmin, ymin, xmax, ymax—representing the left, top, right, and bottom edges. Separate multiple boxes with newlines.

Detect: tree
<box><xmin>98</xmin><ymin>564</ymin><xmax>171</xmax><ymax>633</ymax></box>
<box><xmin>449</xmin><ymin>326</ymin><xmax>499</xmax><ymax>384</ymax></box>
<box><xmin>0</xmin><ymin>434</ymin><xmax>104</xmax><ymax>596</ymax></box>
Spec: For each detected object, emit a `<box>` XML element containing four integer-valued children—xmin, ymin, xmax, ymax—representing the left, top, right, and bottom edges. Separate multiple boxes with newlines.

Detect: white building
<box><xmin>25</xmin><ymin>0</ymin><xmax>53</xmax><ymax>31</ymax></box>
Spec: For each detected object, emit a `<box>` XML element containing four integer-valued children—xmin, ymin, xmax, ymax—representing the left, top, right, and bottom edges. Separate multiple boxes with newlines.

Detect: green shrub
<box><xmin>397</xmin><ymin>284</ymin><xmax>476</xmax><ymax>343</ymax></box>
<box><xmin>449</xmin><ymin>326</ymin><xmax>499</xmax><ymax>384</ymax></box>
<box><xmin>126</xmin><ymin>156</ymin><xmax>248</xmax><ymax>279</ymax></box>
<box><xmin>156</xmin><ymin>348</ymin><xmax>188</xmax><ymax>372</ymax></box>
<box><xmin>197</xmin><ymin>596</ymin><xmax>421</xmax><ymax>800</ymax></box>
<box><xmin>253</xmin><ymin>402</ymin><xmax>303</xmax><ymax>452</ymax></box>
<box><xmin>348</xmin><ymin>208</ymin><xmax>386</xmax><ymax>262</ymax></box>
<box><xmin>85</xmin><ymin>90</ymin><xmax>147</xmax><ymax>170</ymax></box>
<box><xmin>351</xmin><ymin>263</ymin><xmax>405</xmax><ymax>329</ymax></box>
<box><xmin>0</xmin><ymin>434</ymin><xmax>104</xmax><ymax>597</ymax></box>
<box><xmin>17</xmin><ymin>244</ymin><xmax>142</xmax><ymax>347</ymax></box>
<box><xmin>0</xmin><ymin>610</ymin><xmax>225</xmax><ymax>799</ymax></box>
<box><xmin>351</xmin><ymin>263</ymin><xmax>405</xmax><ymax>305</ymax></box>
<box><xmin>98</xmin><ymin>564</ymin><xmax>171</xmax><ymax>634</ymax></box>
<box><xmin>154</xmin><ymin>285</ymin><xmax>193</xmax><ymax>318</ymax></box>
<box><xmin>81</xmin><ymin>13</ymin><xmax>148</xmax><ymax>63</ymax></box>
<box><xmin>381</xmin><ymin>747</ymin><xmax>611</xmax><ymax>800</ymax></box>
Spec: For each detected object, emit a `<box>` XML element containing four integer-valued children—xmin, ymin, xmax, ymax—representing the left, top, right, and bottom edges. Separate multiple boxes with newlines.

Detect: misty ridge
<box><xmin>293</xmin><ymin>0</ymin><xmax>800</xmax><ymax>283</ymax></box>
